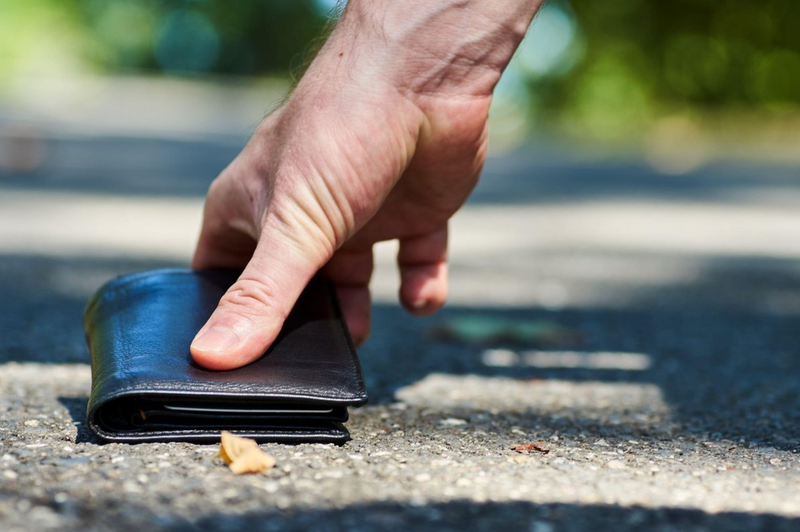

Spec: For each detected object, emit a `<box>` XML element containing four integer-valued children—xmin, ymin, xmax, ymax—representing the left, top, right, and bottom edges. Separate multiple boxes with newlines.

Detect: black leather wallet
<box><xmin>84</xmin><ymin>269</ymin><xmax>367</xmax><ymax>444</ymax></box>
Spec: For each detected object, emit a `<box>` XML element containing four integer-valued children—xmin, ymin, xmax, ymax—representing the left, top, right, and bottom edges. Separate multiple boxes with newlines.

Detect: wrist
<box><xmin>323</xmin><ymin>0</ymin><xmax>542</xmax><ymax>100</ymax></box>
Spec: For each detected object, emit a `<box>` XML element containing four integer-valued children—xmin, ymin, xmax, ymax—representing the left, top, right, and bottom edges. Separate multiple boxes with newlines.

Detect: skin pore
<box><xmin>190</xmin><ymin>0</ymin><xmax>544</xmax><ymax>370</ymax></box>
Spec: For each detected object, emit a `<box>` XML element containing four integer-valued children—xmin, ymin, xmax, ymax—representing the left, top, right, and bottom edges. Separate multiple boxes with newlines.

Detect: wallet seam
<box><xmin>92</xmin><ymin>387</ymin><xmax>363</xmax><ymax>404</ymax></box>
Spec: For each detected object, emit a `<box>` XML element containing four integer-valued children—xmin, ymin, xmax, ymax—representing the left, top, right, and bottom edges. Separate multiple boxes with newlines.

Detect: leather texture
<box><xmin>84</xmin><ymin>269</ymin><xmax>367</xmax><ymax>443</ymax></box>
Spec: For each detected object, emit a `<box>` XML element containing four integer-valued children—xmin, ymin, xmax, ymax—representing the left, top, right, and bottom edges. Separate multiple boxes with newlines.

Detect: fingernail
<box><xmin>410</xmin><ymin>298</ymin><xmax>428</xmax><ymax>310</ymax></box>
<box><xmin>192</xmin><ymin>326</ymin><xmax>240</xmax><ymax>354</ymax></box>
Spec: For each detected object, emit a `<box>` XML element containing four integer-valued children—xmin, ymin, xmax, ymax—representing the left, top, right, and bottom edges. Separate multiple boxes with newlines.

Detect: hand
<box><xmin>190</xmin><ymin>0</ymin><xmax>541</xmax><ymax>370</ymax></box>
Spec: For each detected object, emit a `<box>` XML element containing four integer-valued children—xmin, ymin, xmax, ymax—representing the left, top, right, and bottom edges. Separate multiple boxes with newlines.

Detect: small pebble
<box><xmin>440</xmin><ymin>418</ymin><xmax>468</xmax><ymax>427</ymax></box>
<box><xmin>606</xmin><ymin>460</ymin><xmax>626</xmax><ymax>470</ymax></box>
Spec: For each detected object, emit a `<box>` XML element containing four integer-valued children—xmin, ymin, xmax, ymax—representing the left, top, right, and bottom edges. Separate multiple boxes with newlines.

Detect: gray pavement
<box><xmin>2</xmin><ymin>131</ymin><xmax>800</xmax><ymax>531</ymax></box>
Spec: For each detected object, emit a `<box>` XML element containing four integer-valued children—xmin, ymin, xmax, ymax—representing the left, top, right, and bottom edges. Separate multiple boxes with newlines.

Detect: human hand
<box><xmin>190</xmin><ymin>0</ymin><xmax>542</xmax><ymax>370</ymax></box>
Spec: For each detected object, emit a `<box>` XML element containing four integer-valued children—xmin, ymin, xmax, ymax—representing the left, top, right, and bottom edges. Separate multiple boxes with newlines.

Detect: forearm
<box><xmin>309</xmin><ymin>0</ymin><xmax>544</xmax><ymax>99</ymax></box>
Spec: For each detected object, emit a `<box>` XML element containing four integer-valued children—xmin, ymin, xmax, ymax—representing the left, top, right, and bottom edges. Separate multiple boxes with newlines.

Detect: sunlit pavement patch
<box><xmin>394</xmin><ymin>374</ymin><xmax>669</xmax><ymax>422</ymax></box>
<box><xmin>482</xmin><ymin>349</ymin><xmax>651</xmax><ymax>371</ymax></box>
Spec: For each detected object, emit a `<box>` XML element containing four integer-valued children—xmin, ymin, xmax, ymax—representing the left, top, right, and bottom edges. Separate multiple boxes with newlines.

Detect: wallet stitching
<box><xmin>329</xmin><ymin>290</ymin><xmax>368</xmax><ymax>403</ymax></box>
<box><xmin>93</xmin><ymin>385</ymin><xmax>360</xmax><ymax>403</ymax></box>
<box><xmin>88</xmin><ymin>422</ymin><xmax>350</xmax><ymax>443</ymax></box>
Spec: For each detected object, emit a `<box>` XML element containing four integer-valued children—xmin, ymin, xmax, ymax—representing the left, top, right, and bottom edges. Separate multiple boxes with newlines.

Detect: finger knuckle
<box><xmin>219</xmin><ymin>278</ymin><xmax>286</xmax><ymax>321</ymax></box>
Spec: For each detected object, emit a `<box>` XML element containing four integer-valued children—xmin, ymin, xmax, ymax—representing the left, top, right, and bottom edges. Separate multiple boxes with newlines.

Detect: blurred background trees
<box><xmin>1</xmin><ymin>0</ymin><xmax>798</xmax><ymax>148</ymax></box>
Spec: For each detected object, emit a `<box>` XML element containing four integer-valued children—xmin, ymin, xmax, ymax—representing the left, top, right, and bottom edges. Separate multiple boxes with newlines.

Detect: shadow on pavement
<box><xmin>0</xmin><ymin>254</ymin><xmax>184</xmax><ymax>364</ymax></box>
<box><xmin>4</xmin><ymin>494</ymin><xmax>794</xmax><ymax>532</ymax></box>
<box><xmin>0</xmin><ymin>135</ymin><xmax>240</xmax><ymax>198</ymax></box>
<box><xmin>472</xmin><ymin>154</ymin><xmax>800</xmax><ymax>206</ymax></box>
<box><xmin>57</xmin><ymin>396</ymin><xmax>99</xmax><ymax>445</ymax></box>
<box><xmin>176</xmin><ymin>500</ymin><xmax>800</xmax><ymax>532</ymax></box>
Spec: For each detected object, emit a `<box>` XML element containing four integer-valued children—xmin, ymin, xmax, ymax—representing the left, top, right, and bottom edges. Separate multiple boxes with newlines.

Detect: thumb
<box><xmin>190</xmin><ymin>217</ymin><xmax>328</xmax><ymax>370</ymax></box>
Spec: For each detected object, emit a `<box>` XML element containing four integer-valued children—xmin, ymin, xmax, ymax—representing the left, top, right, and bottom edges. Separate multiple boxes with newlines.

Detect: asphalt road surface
<box><xmin>1</xmin><ymin>132</ymin><xmax>800</xmax><ymax>532</ymax></box>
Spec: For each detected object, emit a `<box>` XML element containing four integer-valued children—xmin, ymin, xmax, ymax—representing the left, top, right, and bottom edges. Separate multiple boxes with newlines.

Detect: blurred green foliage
<box><xmin>544</xmin><ymin>0</ymin><xmax>800</xmax><ymax>137</ymax></box>
<box><xmin>0</xmin><ymin>0</ymin><xmax>329</xmax><ymax>82</ymax></box>
<box><xmin>79</xmin><ymin>0</ymin><xmax>329</xmax><ymax>75</ymax></box>
<box><xmin>1</xmin><ymin>0</ymin><xmax>798</xmax><ymax>138</ymax></box>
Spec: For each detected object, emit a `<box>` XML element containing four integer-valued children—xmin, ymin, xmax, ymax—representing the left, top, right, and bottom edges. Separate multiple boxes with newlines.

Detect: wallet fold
<box><xmin>84</xmin><ymin>269</ymin><xmax>367</xmax><ymax>444</ymax></box>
